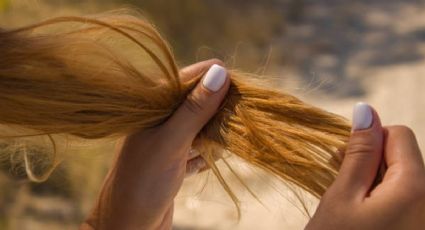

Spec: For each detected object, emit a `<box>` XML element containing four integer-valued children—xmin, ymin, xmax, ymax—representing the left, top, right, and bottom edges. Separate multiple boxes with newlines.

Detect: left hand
<box><xmin>81</xmin><ymin>59</ymin><xmax>230</xmax><ymax>230</ymax></box>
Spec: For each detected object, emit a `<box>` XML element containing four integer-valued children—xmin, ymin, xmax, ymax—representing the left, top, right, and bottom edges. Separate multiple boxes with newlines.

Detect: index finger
<box><xmin>179</xmin><ymin>59</ymin><xmax>225</xmax><ymax>82</ymax></box>
<box><xmin>384</xmin><ymin>125</ymin><xmax>424</xmax><ymax>172</ymax></box>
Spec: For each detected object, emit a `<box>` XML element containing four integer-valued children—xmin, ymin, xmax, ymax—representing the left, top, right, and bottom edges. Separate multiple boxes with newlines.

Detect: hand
<box><xmin>81</xmin><ymin>59</ymin><xmax>230</xmax><ymax>230</ymax></box>
<box><xmin>306</xmin><ymin>103</ymin><xmax>425</xmax><ymax>230</ymax></box>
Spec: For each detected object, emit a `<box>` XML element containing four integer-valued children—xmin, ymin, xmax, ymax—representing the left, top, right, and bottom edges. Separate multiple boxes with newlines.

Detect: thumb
<box><xmin>162</xmin><ymin>64</ymin><xmax>230</xmax><ymax>146</ymax></box>
<box><xmin>332</xmin><ymin>102</ymin><xmax>384</xmax><ymax>199</ymax></box>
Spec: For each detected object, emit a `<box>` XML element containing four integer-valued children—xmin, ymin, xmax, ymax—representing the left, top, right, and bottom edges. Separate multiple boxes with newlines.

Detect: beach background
<box><xmin>0</xmin><ymin>0</ymin><xmax>424</xmax><ymax>229</ymax></box>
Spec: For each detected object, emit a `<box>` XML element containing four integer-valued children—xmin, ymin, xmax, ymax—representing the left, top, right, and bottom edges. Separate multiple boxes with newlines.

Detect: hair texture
<box><xmin>0</xmin><ymin>12</ymin><xmax>351</xmax><ymax>215</ymax></box>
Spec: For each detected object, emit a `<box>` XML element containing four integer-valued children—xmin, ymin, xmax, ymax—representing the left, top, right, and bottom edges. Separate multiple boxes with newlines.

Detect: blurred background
<box><xmin>0</xmin><ymin>0</ymin><xmax>424</xmax><ymax>229</ymax></box>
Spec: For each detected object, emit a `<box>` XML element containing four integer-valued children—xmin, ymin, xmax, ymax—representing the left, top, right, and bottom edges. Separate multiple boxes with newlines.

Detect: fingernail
<box><xmin>352</xmin><ymin>102</ymin><xmax>373</xmax><ymax>131</ymax></box>
<box><xmin>202</xmin><ymin>64</ymin><xmax>227</xmax><ymax>92</ymax></box>
<box><xmin>197</xmin><ymin>159</ymin><xmax>207</xmax><ymax>169</ymax></box>
<box><xmin>185</xmin><ymin>168</ymin><xmax>200</xmax><ymax>178</ymax></box>
<box><xmin>185</xmin><ymin>159</ymin><xmax>207</xmax><ymax>178</ymax></box>
<box><xmin>188</xmin><ymin>148</ymin><xmax>199</xmax><ymax>159</ymax></box>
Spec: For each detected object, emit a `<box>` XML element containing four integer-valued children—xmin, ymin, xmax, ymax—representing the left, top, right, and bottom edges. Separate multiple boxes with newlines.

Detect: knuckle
<box><xmin>182</xmin><ymin>93</ymin><xmax>204</xmax><ymax>115</ymax></box>
<box><xmin>345</xmin><ymin>142</ymin><xmax>375</xmax><ymax>158</ymax></box>
<box><xmin>208</xmin><ymin>58</ymin><xmax>225</xmax><ymax>66</ymax></box>
<box><xmin>388</xmin><ymin>125</ymin><xmax>416</xmax><ymax>138</ymax></box>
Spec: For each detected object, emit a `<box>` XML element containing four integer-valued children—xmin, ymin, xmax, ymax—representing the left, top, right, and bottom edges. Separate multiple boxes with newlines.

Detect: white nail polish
<box><xmin>202</xmin><ymin>64</ymin><xmax>227</xmax><ymax>92</ymax></box>
<box><xmin>352</xmin><ymin>102</ymin><xmax>373</xmax><ymax>131</ymax></box>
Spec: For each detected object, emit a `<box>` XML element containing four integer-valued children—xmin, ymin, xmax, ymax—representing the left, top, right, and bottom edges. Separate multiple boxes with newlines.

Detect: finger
<box><xmin>185</xmin><ymin>156</ymin><xmax>207</xmax><ymax>177</ymax></box>
<box><xmin>332</xmin><ymin>102</ymin><xmax>384</xmax><ymax>199</ymax></box>
<box><xmin>179</xmin><ymin>59</ymin><xmax>225</xmax><ymax>82</ymax></box>
<box><xmin>186</xmin><ymin>152</ymin><xmax>218</xmax><ymax>178</ymax></box>
<box><xmin>188</xmin><ymin>148</ymin><xmax>201</xmax><ymax>160</ymax></box>
<box><xmin>189</xmin><ymin>139</ymin><xmax>222</xmax><ymax>160</ymax></box>
<box><xmin>384</xmin><ymin>125</ymin><xmax>424</xmax><ymax>172</ymax></box>
<box><xmin>162</xmin><ymin>64</ymin><xmax>230</xmax><ymax>151</ymax></box>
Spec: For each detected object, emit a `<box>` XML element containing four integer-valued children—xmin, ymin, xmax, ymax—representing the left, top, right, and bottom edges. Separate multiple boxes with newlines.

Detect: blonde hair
<box><xmin>0</xmin><ymin>12</ymin><xmax>351</xmax><ymax>214</ymax></box>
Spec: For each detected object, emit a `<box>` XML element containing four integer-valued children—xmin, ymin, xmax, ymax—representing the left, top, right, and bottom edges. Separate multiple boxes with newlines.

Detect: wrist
<box><xmin>82</xmin><ymin>202</ymin><xmax>173</xmax><ymax>230</ymax></box>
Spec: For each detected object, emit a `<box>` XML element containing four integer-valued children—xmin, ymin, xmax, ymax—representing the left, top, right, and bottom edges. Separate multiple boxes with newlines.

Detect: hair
<box><xmin>0</xmin><ymin>11</ymin><xmax>351</xmax><ymax>216</ymax></box>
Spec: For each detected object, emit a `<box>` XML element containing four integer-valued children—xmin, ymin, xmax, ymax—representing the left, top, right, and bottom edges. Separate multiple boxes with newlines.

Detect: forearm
<box><xmin>80</xmin><ymin>163</ymin><xmax>174</xmax><ymax>230</ymax></box>
<box><xmin>81</xmin><ymin>207</ymin><xmax>172</xmax><ymax>230</ymax></box>
<box><xmin>79</xmin><ymin>60</ymin><xmax>226</xmax><ymax>230</ymax></box>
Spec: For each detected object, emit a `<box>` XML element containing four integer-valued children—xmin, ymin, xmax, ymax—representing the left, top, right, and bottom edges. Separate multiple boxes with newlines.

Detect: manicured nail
<box><xmin>185</xmin><ymin>168</ymin><xmax>201</xmax><ymax>178</ymax></box>
<box><xmin>185</xmin><ymin>159</ymin><xmax>206</xmax><ymax>178</ymax></box>
<box><xmin>352</xmin><ymin>102</ymin><xmax>373</xmax><ymax>131</ymax></box>
<box><xmin>202</xmin><ymin>64</ymin><xmax>227</xmax><ymax>92</ymax></box>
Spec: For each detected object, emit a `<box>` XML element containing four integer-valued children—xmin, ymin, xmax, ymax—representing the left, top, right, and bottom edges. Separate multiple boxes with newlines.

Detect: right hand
<box><xmin>306</xmin><ymin>103</ymin><xmax>425</xmax><ymax>230</ymax></box>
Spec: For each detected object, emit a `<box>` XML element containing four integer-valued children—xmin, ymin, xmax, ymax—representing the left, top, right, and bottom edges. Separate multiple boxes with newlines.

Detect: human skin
<box><xmin>80</xmin><ymin>59</ymin><xmax>230</xmax><ymax>230</ymax></box>
<box><xmin>80</xmin><ymin>59</ymin><xmax>425</xmax><ymax>229</ymax></box>
<box><xmin>306</xmin><ymin>106</ymin><xmax>425</xmax><ymax>230</ymax></box>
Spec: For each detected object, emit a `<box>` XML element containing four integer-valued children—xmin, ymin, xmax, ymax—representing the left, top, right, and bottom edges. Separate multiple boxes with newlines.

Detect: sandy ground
<box><xmin>0</xmin><ymin>1</ymin><xmax>425</xmax><ymax>229</ymax></box>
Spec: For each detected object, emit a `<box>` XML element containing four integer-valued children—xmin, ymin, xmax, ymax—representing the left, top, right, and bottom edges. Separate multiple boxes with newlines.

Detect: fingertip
<box><xmin>333</xmin><ymin>103</ymin><xmax>385</xmax><ymax>198</ymax></box>
<box><xmin>179</xmin><ymin>59</ymin><xmax>225</xmax><ymax>82</ymax></box>
<box><xmin>162</xmin><ymin>64</ymin><xmax>230</xmax><ymax>145</ymax></box>
<box><xmin>206</xmin><ymin>58</ymin><xmax>225</xmax><ymax>67</ymax></box>
<box><xmin>185</xmin><ymin>156</ymin><xmax>207</xmax><ymax>178</ymax></box>
<box><xmin>201</xmin><ymin>64</ymin><xmax>228</xmax><ymax>93</ymax></box>
<box><xmin>352</xmin><ymin>102</ymin><xmax>373</xmax><ymax>131</ymax></box>
<box><xmin>352</xmin><ymin>102</ymin><xmax>382</xmax><ymax>132</ymax></box>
